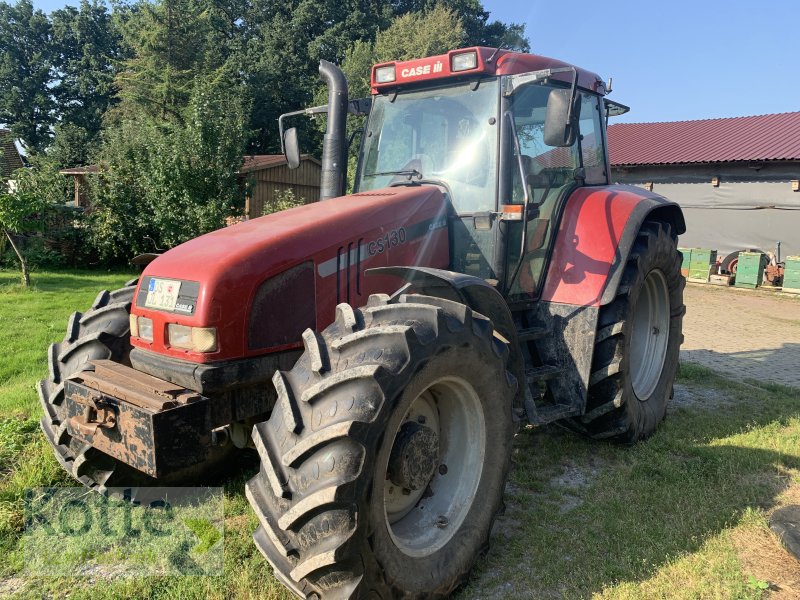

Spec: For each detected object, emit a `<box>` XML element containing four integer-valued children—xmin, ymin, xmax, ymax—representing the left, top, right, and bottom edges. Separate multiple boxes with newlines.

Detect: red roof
<box><xmin>239</xmin><ymin>154</ymin><xmax>320</xmax><ymax>174</ymax></box>
<box><xmin>607</xmin><ymin>112</ymin><xmax>800</xmax><ymax>166</ymax></box>
<box><xmin>1</xmin><ymin>128</ymin><xmax>24</xmax><ymax>179</ymax></box>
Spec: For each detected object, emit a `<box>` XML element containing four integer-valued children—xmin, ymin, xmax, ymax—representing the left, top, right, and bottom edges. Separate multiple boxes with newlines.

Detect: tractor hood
<box><xmin>131</xmin><ymin>186</ymin><xmax>450</xmax><ymax>362</ymax></box>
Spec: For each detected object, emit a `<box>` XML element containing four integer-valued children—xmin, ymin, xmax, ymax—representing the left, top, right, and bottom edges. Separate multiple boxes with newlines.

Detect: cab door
<box><xmin>503</xmin><ymin>87</ymin><xmax>608</xmax><ymax>301</ymax></box>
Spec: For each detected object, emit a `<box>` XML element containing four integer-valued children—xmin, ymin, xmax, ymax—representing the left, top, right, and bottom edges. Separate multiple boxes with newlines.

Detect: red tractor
<box><xmin>41</xmin><ymin>47</ymin><xmax>685</xmax><ymax>598</ymax></box>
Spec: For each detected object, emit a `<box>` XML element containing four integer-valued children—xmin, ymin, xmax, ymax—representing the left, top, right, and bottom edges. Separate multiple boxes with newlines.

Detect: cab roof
<box><xmin>371</xmin><ymin>47</ymin><xmax>606</xmax><ymax>95</ymax></box>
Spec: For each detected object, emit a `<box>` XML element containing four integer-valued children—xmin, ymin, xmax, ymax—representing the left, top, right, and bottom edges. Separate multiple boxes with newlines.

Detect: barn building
<box><xmin>240</xmin><ymin>154</ymin><xmax>321</xmax><ymax>218</ymax></box>
<box><xmin>608</xmin><ymin>112</ymin><xmax>800</xmax><ymax>259</ymax></box>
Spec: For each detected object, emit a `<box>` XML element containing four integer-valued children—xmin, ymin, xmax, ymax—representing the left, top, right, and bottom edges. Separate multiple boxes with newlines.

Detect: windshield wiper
<box><xmin>365</xmin><ymin>169</ymin><xmax>423</xmax><ymax>180</ymax></box>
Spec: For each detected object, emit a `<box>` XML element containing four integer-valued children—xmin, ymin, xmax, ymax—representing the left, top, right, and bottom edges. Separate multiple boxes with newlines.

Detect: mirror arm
<box><xmin>565</xmin><ymin>66</ymin><xmax>578</xmax><ymax>124</ymax></box>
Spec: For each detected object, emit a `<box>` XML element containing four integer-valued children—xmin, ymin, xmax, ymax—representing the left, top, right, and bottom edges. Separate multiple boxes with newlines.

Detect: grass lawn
<box><xmin>1</xmin><ymin>269</ymin><xmax>799</xmax><ymax>599</ymax></box>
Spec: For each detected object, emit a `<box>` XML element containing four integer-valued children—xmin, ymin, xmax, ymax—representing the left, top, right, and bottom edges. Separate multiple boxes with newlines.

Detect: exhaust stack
<box><xmin>319</xmin><ymin>60</ymin><xmax>348</xmax><ymax>200</ymax></box>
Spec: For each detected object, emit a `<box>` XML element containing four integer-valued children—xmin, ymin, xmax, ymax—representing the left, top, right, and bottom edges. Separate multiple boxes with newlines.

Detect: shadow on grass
<box><xmin>462</xmin><ymin>362</ymin><xmax>800</xmax><ymax>597</ymax></box>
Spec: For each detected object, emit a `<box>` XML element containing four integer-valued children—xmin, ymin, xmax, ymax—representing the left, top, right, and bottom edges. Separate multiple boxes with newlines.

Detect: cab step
<box><xmin>517</xmin><ymin>326</ymin><xmax>550</xmax><ymax>342</ymax></box>
<box><xmin>522</xmin><ymin>364</ymin><xmax>579</xmax><ymax>425</ymax></box>
<box><xmin>525</xmin><ymin>364</ymin><xmax>561</xmax><ymax>383</ymax></box>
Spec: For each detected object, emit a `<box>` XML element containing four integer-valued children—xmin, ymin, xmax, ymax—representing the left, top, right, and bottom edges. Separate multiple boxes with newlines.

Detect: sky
<box><xmin>481</xmin><ymin>0</ymin><xmax>800</xmax><ymax>123</ymax></box>
<box><xmin>29</xmin><ymin>0</ymin><xmax>800</xmax><ymax>124</ymax></box>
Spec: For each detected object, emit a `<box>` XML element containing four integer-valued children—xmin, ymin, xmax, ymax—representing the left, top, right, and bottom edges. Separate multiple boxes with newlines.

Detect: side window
<box><xmin>578</xmin><ymin>93</ymin><xmax>607</xmax><ymax>184</ymax></box>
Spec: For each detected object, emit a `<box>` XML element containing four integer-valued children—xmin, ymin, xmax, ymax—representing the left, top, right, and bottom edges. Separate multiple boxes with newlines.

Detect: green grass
<box><xmin>1</xmin><ymin>269</ymin><xmax>799</xmax><ymax>599</ymax></box>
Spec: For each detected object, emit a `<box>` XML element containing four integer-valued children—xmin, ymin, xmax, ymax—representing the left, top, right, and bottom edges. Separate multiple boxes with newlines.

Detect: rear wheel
<box><xmin>245</xmin><ymin>294</ymin><xmax>516</xmax><ymax>598</ymax></box>
<box><xmin>569</xmin><ymin>221</ymin><xmax>685</xmax><ymax>443</ymax></box>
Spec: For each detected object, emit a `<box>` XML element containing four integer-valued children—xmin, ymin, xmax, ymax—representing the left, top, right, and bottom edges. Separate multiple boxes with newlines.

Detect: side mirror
<box><xmin>283</xmin><ymin>127</ymin><xmax>301</xmax><ymax>169</ymax></box>
<box><xmin>543</xmin><ymin>89</ymin><xmax>580</xmax><ymax>147</ymax></box>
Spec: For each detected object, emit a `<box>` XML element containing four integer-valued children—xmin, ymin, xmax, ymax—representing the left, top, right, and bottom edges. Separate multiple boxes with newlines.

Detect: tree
<box><xmin>241</xmin><ymin>0</ymin><xmax>391</xmax><ymax>153</ymax></box>
<box><xmin>88</xmin><ymin>71</ymin><xmax>248</xmax><ymax>260</ymax></box>
<box><xmin>51</xmin><ymin>0</ymin><xmax>123</xmax><ymax>146</ymax></box>
<box><xmin>113</xmin><ymin>0</ymin><xmax>213</xmax><ymax>123</ymax></box>
<box><xmin>374</xmin><ymin>3</ymin><xmax>465</xmax><ymax>63</ymax></box>
<box><xmin>0</xmin><ymin>0</ymin><xmax>55</xmax><ymax>152</ymax></box>
<box><xmin>0</xmin><ymin>158</ymin><xmax>67</xmax><ymax>285</ymax></box>
<box><xmin>48</xmin><ymin>123</ymin><xmax>91</xmax><ymax>169</ymax></box>
<box><xmin>390</xmin><ymin>0</ymin><xmax>528</xmax><ymax>51</ymax></box>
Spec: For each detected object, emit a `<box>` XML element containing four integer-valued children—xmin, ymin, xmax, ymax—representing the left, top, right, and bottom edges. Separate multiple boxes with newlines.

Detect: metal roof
<box><xmin>607</xmin><ymin>112</ymin><xmax>800</xmax><ymax>166</ymax></box>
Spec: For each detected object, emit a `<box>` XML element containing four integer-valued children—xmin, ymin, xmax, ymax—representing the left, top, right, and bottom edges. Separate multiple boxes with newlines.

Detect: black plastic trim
<box><xmin>129</xmin><ymin>347</ymin><xmax>302</xmax><ymax>394</ymax></box>
<box><xmin>599</xmin><ymin>194</ymin><xmax>685</xmax><ymax>305</ymax></box>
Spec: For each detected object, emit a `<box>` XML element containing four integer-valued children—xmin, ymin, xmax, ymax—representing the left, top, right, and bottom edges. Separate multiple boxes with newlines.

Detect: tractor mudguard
<box><xmin>540</xmin><ymin>184</ymin><xmax>685</xmax><ymax>308</ymax></box>
<box><xmin>365</xmin><ymin>266</ymin><xmax>526</xmax><ymax>415</ymax></box>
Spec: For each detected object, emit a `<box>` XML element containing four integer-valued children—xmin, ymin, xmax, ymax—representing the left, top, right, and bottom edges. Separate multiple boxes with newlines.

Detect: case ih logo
<box><xmin>400</xmin><ymin>60</ymin><xmax>444</xmax><ymax>78</ymax></box>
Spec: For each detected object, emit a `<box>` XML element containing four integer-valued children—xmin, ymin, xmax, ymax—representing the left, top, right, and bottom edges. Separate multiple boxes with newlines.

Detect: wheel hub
<box><xmin>630</xmin><ymin>269</ymin><xmax>670</xmax><ymax>400</ymax></box>
<box><xmin>383</xmin><ymin>378</ymin><xmax>486</xmax><ymax>558</ymax></box>
<box><xmin>387</xmin><ymin>422</ymin><xmax>439</xmax><ymax>491</ymax></box>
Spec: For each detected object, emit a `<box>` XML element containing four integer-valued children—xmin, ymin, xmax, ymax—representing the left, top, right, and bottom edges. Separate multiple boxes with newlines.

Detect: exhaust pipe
<box><xmin>319</xmin><ymin>60</ymin><xmax>348</xmax><ymax>200</ymax></box>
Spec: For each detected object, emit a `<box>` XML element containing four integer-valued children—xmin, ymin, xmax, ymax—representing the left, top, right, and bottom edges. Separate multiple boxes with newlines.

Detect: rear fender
<box><xmin>541</xmin><ymin>185</ymin><xmax>685</xmax><ymax>307</ymax></box>
<box><xmin>365</xmin><ymin>266</ymin><xmax>526</xmax><ymax>416</ymax></box>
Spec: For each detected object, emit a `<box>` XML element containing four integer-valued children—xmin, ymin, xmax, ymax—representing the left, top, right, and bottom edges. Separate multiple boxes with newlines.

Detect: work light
<box><xmin>374</xmin><ymin>65</ymin><xmax>396</xmax><ymax>83</ymax></box>
<box><xmin>451</xmin><ymin>51</ymin><xmax>478</xmax><ymax>72</ymax></box>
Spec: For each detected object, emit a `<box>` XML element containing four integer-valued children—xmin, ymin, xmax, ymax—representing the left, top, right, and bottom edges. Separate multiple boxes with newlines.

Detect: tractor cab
<box><xmin>285</xmin><ymin>47</ymin><xmax>630</xmax><ymax>303</ymax></box>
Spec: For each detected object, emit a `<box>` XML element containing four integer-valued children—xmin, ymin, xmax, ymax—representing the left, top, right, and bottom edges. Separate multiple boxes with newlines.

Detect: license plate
<box><xmin>145</xmin><ymin>278</ymin><xmax>182</xmax><ymax>311</ymax></box>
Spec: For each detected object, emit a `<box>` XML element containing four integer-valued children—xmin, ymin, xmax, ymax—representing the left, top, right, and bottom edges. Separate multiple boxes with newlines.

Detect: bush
<box><xmin>261</xmin><ymin>188</ymin><xmax>305</xmax><ymax>216</ymax></box>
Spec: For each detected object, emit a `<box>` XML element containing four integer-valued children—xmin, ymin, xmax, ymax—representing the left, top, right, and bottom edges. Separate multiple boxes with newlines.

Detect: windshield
<box><xmin>356</xmin><ymin>79</ymin><xmax>499</xmax><ymax>214</ymax></box>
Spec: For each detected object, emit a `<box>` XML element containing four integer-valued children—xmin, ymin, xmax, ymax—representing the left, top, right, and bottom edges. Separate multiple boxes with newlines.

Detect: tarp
<box><xmin>639</xmin><ymin>181</ymin><xmax>800</xmax><ymax>258</ymax></box>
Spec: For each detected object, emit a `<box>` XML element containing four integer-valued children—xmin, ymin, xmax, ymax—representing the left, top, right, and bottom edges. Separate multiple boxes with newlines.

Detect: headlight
<box><xmin>168</xmin><ymin>324</ymin><xmax>218</xmax><ymax>353</ymax></box>
<box><xmin>131</xmin><ymin>316</ymin><xmax>153</xmax><ymax>342</ymax></box>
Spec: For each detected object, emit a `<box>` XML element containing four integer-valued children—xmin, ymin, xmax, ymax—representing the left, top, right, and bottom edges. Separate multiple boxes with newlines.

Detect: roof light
<box><xmin>374</xmin><ymin>65</ymin><xmax>396</xmax><ymax>83</ymax></box>
<box><xmin>451</xmin><ymin>51</ymin><xmax>478</xmax><ymax>73</ymax></box>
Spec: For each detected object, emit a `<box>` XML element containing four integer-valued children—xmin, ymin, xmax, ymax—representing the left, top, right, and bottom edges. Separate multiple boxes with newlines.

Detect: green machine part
<box><xmin>783</xmin><ymin>256</ymin><xmax>800</xmax><ymax>293</ymax></box>
<box><xmin>688</xmin><ymin>248</ymin><xmax>717</xmax><ymax>282</ymax></box>
<box><xmin>735</xmin><ymin>251</ymin><xmax>765</xmax><ymax>289</ymax></box>
<box><xmin>679</xmin><ymin>247</ymin><xmax>692</xmax><ymax>277</ymax></box>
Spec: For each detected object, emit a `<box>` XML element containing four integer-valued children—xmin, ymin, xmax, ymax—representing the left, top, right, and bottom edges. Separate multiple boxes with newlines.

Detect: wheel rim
<box><xmin>629</xmin><ymin>269</ymin><xmax>670</xmax><ymax>401</ymax></box>
<box><xmin>384</xmin><ymin>376</ymin><xmax>485</xmax><ymax>557</ymax></box>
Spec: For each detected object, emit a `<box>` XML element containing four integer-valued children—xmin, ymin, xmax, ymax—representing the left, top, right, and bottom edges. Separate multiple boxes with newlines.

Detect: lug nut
<box><xmin>438</xmin><ymin>464</ymin><xmax>448</xmax><ymax>475</ymax></box>
<box><xmin>435</xmin><ymin>516</ymin><xmax>449</xmax><ymax>528</ymax></box>
<box><xmin>417</xmin><ymin>415</ymin><xmax>426</xmax><ymax>424</ymax></box>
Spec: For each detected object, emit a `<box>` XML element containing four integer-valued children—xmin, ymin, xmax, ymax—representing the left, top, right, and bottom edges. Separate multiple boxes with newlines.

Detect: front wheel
<box><xmin>246</xmin><ymin>294</ymin><xmax>516</xmax><ymax>598</ymax></box>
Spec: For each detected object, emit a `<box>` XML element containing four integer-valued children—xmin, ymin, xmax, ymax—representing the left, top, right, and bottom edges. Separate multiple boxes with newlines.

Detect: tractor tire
<box><xmin>39</xmin><ymin>279</ymin><xmax>233</xmax><ymax>494</ymax></box>
<box><xmin>569</xmin><ymin>220</ymin><xmax>685</xmax><ymax>443</ymax></box>
<box><xmin>245</xmin><ymin>294</ymin><xmax>516</xmax><ymax>599</ymax></box>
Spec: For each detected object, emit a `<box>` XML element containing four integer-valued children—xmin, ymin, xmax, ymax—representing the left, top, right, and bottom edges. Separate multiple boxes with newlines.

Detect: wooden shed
<box><xmin>239</xmin><ymin>155</ymin><xmax>321</xmax><ymax>218</ymax></box>
<box><xmin>59</xmin><ymin>165</ymin><xmax>100</xmax><ymax>207</ymax></box>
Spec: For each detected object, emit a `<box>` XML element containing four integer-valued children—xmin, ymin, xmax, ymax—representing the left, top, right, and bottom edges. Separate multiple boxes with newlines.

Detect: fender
<box><xmin>365</xmin><ymin>266</ymin><xmax>526</xmax><ymax>415</ymax></box>
<box><xmin>540</xmin><ymin>185</ymin><xmax>685</xmax><ymax>307</ymax></box>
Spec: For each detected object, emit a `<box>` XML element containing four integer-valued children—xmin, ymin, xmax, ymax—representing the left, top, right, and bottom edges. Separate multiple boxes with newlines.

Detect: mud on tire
<box><xmin>568</xmin><ymin>220</ymin><xmax>685</xmax><ymax>443</ymax></box>
<box><xmin>245</xmin><ymin>294</ymin><xmax>517</xmax><ymax>599</ymax></box>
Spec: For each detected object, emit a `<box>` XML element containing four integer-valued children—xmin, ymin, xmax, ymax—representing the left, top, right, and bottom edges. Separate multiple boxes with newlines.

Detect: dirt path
<box><xmin>681</xmin><ymin>284</ymin><xmax>800</xmax><ymax>388</ymax></box>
